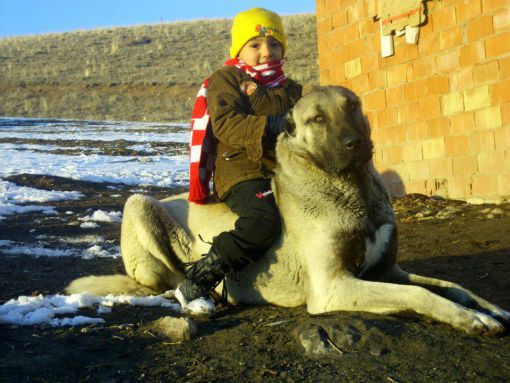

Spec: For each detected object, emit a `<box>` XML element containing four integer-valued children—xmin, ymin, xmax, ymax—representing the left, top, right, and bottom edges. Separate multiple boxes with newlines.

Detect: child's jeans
<box><xmin>212</xmin><ymin>178</ymin><xmax>281</xmax><ymax>270</ymax></box>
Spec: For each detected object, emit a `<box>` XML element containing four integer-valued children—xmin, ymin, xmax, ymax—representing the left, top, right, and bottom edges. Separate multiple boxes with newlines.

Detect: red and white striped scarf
<box><xmin>188</xmin><ymin>58</ymin><xmax>286</xmax><ymax>204</ymax></box>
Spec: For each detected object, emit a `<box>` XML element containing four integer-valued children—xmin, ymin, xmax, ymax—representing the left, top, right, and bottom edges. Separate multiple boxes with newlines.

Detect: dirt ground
<box><xmin>1</xmin><ymin>174</ymin><xmax>510</xmax><ymax>383</ymax></box>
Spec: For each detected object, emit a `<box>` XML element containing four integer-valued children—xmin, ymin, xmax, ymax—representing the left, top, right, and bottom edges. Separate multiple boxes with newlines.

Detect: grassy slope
<box><xmin>0</xmin><ymin>15</ymin><xmax>318</xmax><ymax>122</ymax></box>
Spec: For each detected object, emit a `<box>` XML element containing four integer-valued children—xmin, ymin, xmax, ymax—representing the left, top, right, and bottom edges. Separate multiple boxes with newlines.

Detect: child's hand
<box><xmin>265</xmin><ymin>113</ymin><xmax>286</xmax><ymax>137</ymax></box>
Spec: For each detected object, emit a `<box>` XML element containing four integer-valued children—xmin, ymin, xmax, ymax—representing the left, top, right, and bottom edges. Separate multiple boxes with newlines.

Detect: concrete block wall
<box><xmin>316</xmin><ymin>0</ymin><xmax>510</xmax><ymax>201</ymax></box>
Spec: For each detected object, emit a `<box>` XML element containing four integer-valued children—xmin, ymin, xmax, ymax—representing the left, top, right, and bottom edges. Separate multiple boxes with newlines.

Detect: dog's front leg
<box><xmin>305</xmin><ymin>272</ymin><xmax>505</xmax><ymax>336</ymax></box>
<box><xmin>379</xmin><ymin>266</ymin><xmax>510</xmax><ymax>328</ymax></box>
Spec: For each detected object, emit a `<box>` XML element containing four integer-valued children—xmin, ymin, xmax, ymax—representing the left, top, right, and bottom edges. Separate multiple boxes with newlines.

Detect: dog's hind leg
<box><xmin>307</xmin><ymin>275</ymin><xmax>505</xmax><ymax>336</ymax></box>
<box><xmin>378</xmin><ymin>265</ymin><xmax>510</xmax><ymax>328</ymax></box>
<box><xmin>121</xmin><ymin>194</ymin><xmax>191</xmax><ymax>291</ymax></box>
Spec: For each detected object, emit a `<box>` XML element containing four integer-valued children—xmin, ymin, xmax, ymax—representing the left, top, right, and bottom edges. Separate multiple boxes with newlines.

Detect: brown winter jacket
<box><xmin>207</xmin><ymin>65</ymin><xmax>302</xmax><ymax>199</ymax></box>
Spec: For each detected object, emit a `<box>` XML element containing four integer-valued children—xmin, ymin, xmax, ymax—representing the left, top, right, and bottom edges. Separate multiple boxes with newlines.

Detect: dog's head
<box><xmin>282</xmin><ymin>86</ymin><xmax>373</xmax><ymax>174</ymax></box>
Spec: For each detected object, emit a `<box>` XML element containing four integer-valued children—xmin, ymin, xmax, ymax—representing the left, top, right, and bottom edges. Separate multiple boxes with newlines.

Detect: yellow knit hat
<box><xmin>230</xmin><ymin>8</ymin><xmax>286</xmax><ymax>58</ymax></box>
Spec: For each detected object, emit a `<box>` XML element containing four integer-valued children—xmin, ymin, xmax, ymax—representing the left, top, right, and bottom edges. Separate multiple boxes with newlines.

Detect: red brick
<box><xmin>331</xmin><ymin>10</ymin><xmax>348</xmax><ymax>28</ymax></box>
<box><xmin>359</xmin><ymin>18</ymin><xmax>377</xmax><ymax>35</ymax></box>
<box><xmin>316</xmin><ymin>0</ymin><xmax>327</xmax><ymax>15</ymax></box>
<box><xmin>493</xmin><ymin>6</ymin><xmax>510</xmax><ymax>31</ymax></box>
<box><xmin>445</xmin><ymin>135</ymin><xmax>470</xmax><ymax>156</ymax></box>
<box><xmin>473</xmin><ymin>60</ymin><xmax>501</xmax><ymax>85</ymax></box>
<box><xmin>491</xmin><ymin>78</ymin><xmax>510</xmax><ymax>103</ymax></box>
<box><xmin>449</xmin><ymin>112</ymin><xmax>475</xmax><ymax>134</ymax></box>
<box><xmin>326</xmin><ymin>28</ymin><xmax>344</xmax><ymax>50</ymax></box>
<box><xmin>370</xmin><ymin>124</ymin><xmax>386</xmax><ymax>143</ymax></box>
<box><xmin>471</xmin><ymin>174</ymin><xmax>499</xmax><ymax>196</ymax></box>
<box><xmin>379</xmin><ymin>107</ymin><xmax>400</xmax><ymax>128</ymax></box>
<box><xmin>426</xmin><ymin>76</ymin><xmax>450</xmax><ymax>95</ymax></box>
<box><xmin>319</xmin><ymin>70</ymin><xmax>331</xmax><ymax>85</ymax></box>
<box><xmin>346</xmin><ymin>2</ymin><xmax>366</xmax><ymax>23</ymax></box>
<box><xmin>386</xmin><ymin>86</ymin><xmax>406</xmax><ymax>107</ymax></box>
<box><xmin>330</xmin><ymin>67</ymin><xmax>347</xmax><ymax>85</ymax></box>
<box><xmin>393</xmin><ymin>42</ymin><xmax>419</xmax><ymax>65</ymax></box>
<box><xmin>477</xmin><ymin>150</ymin><xmax>507</xmax><ymax>174</ymax></box>
<box><xmin>482</xmin><ymin>0</ymin><xmax>510</xmax><ymax>12</ymax></box>
<box><xmin>342</xmin><ymin>23</ymin><xmax>360</xmax><ymax>46</ymax></box>
<box><xmin>494</xmin><ymin>126</ymin><xmax>510</xmax><ymax>150</ymax></box>
<box><xmin>382</xmin><ymin>145</ymin><xmax>402</xmax><ymax>165</ymax></box>
<box><xmin>436</xmin><ymin>49</ymin><xmax>461</xmax><ymax>72</ymax></box>
<box><xmin>499</xmin><ymin>173</ymin><xmax>510</xmax><ymax>195</ymax></box>
<box><xmin>448</xmin><ymin>176</ymin><xmax>474</xmax><ymax>198</ymax></box>
<box><xmin>386</xmin><ymin>64</ymin><xmax>409</xmax><ymax>87</ymax></box>
<box><xmin>364</xmin><ymin>89</ymin><xmax>386</xmax><ymax>111</ymax></box>
<box><xmin>452</xmin><ymin>155</ymin><xmax>478</xmax><ymax>176</ymax></box>
<box><xmin>457</xmin><ymin>0</ymin><xmax>483</xmax><ymax>22</ymax></box>
<box><xmin>502</xmin><ymin>102</ymin><xmax>510</xmax><ymax>124</ymax></box>
<box><xmin>399</xmin><ymin>102</ymin><xmax>419</xmax><ymax>123</ymax></box>
<box><xmin>428</xmin><ymin>117</ymin><xmax>450</xmax><ymax>138</ymax></box>
<box><xmin>317</xmin><ymin>17</ymin><xmax>333</xmax><ymax>35</ymax></box>
<box><xmin>351</xmin><ymin>74</ymin><xmax>370</xmax><ymax>94</ymax></box>
<box><xmin>411</xmin><ymin>56</ymin><xmax>437</xmax><ymax>80</ymax></box>
<box><xmin>430</xmin><ymin>157</ymin><xmax>453</xmax><ymax>178</ymax></box>
<box><xmin>405</xmin><ymin>79</ymin><xmax>429</xmax><ymax>101</ymax></box>
<box><xmin>467</xmin><ymin>15</ymin><xmax>494</xmax><ymax>42</ymax></box>
<box><xmin>368</xmin><ymin>70</ymin><xmax>386</xmax><ymax>89</ymax></box>
<box><xmin>418</xmin><ymin>96</ymin><xmax>442</xmax><ymax>119</ymax></box>
<box><xmin>450</xmin><ymin>68</ymin><xmax>474</xmax><ymax>92</ymax></box>
<box><xmin>432</xmin><ymin>6</ymin><xmax>457</xmax><ymax>31</ymax></box>
<box><xmin>418</xmin><ymin>32</ymin><xmax>441</xmax><ymax>58</ymax></box>
<box><xmin>361</xmin><ymin>54</ymin><xmax>379</xmax><ymax>74</ymax></box>
<box><xmin>440</xmin><ymin>26</ymin><xmax>463</xmax><ymax>50</ymax></box>
<box><xmin>405</xmin><ymin>180</ymin><xmax>427</xmax><ymax>195</ymax></box>
<box><xmin>406</xmin><ymin>121</ymin><xmax>428</xmax><ymax>141</ymax></box>
<box><xmin>469</xmin><ymin>130</ymin><xmax>496</xmax><ymax>153</ymax></box>
<box><xmin>346</xmin><ymin>39</ymin><xmax>366</xmax><ymax>60</ymax></box>
<box><xmin>459</xmin><ymin>41</ymin><xmax>486</xmax><ymax>67</ymax></box>
<box><xmin>485</xmin><ymin>31</ymin><xmax>510</xmax><ymax>58</ymax></box>
<box><xmin>501</xmin><ymin>56</ymin><xmax>510</xmax><ymax>78</ymax></box>
<box><xmin>386</xmin><ymin>124</ymin><xmax>407</xmax><ymax>144</ymax></box>
<box><xmin>407</xmin><ymin>161</ymin><xmax>431</xmax><ymax>181</ymax></box>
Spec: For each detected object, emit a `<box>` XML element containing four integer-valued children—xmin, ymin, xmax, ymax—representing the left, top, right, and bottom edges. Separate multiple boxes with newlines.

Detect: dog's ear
<box><xmin>283</xmin><ymin>110</ymin><xmax>296</xmax><ymax>136</ymax></box>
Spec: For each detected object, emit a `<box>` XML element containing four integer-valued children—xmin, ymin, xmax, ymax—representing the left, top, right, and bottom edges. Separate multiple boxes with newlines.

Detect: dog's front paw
<box><xmin>470</xmin><ymin>312</ymin><xmax>506</xmax><ymax>336</ymax></box>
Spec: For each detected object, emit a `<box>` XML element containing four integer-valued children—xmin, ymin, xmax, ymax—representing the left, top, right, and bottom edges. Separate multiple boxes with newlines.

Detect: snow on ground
<box><xmin>0</xmin><ymin>147</ymin><xmax>190</xmax><ymax>187</ymax></box>
<box><xmin>0</xmin><ymin>118</ymin><xmax>191</xmax><ymax>188</ymax></box>
<box><xmin>0</xmin><ymin>117</ymin><xmax>190</xmax><ymax>143</ymax></box>
<box><xmin>0</xmin><ymin>240</ymin><xmax>121</xmax><ymax>259</ymax></box>
<box><xmin>0</xmin><ymin>179</ymin><xmax>84</xmax><ymax>220</ymax></box>
<box><xmin>0</xmin><ymin>292</ymin><xmax>181</xmax><ymax>326</ymax></box>
<box><xmin>0</xmin><ymin>118</ymin><xmax>189</xmax><ymax>262</ymax></box>
<box><xmin>79</xmin><ymin>209</ymin><xmax>123</xmax><ymax>223</ymax></box>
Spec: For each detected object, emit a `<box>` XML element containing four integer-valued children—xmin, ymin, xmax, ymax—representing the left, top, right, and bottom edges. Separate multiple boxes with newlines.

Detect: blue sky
<box><xmin>0</xmin><ymin>0</ymin><xmax>316</xmax><ymax>37</ymax></box>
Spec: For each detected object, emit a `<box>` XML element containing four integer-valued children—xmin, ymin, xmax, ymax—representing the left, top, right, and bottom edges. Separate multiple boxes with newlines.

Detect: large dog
<box><xmin>67</xmin><ymin>86</ymin><xmax>509</xmax><ymax>336</ymax></box>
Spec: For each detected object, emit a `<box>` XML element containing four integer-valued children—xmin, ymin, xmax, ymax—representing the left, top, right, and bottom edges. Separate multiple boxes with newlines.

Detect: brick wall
<box><xmin>316</xmin><ymin>0</ymin><xmax>510</xmax><ymax>201</ymax></box>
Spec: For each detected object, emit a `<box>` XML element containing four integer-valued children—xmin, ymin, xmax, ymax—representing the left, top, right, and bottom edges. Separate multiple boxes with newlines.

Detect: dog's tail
<box><xmin>65</xmin><ymin>275</ymin><xmax>161</xmax><ymax>296</ymax></box>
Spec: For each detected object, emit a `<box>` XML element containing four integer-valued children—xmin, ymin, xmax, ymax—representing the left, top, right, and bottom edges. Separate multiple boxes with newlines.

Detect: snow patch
<box><xmin>0</xmin><ymin>292</ymin><xmax>181</xmax><ymax>327</ymax></box>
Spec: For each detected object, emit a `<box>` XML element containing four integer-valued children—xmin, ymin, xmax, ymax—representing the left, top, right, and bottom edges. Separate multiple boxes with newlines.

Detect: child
<box><xmin>176</xmin><ymin>8</ymin><xmax>302</xmax><ymax>316</ymax></box>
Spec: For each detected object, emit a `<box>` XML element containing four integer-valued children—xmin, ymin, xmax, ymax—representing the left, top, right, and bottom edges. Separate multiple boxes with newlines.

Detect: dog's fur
<box><xmin>67</xmin><ymin>86</ymin><xmax>509</xmax><ymax>335</ymax></box>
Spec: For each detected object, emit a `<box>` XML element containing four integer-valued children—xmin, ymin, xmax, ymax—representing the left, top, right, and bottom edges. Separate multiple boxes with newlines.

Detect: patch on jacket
<box><xmin>240</xmin><ymin>80</ymin><xmax>258</xmax><ymax>96</ymax></box>
<box><xmin>255</xmin><ymin>190</ymin><xmax>273</xmax><ymax>199</ymax></box>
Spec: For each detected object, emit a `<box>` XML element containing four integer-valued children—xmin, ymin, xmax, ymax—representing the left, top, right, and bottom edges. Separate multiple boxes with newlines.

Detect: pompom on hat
<box><xmin>229</xmin><ymin>8</ymin><xmax>287</xmax><ymax>58</ymax></box>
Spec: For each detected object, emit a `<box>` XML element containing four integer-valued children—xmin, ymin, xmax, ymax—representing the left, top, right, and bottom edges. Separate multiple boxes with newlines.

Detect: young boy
<box><xmin>176</xmin><ymin>8</ymin><xmax>302</xmax><ymax>316</ymax></box>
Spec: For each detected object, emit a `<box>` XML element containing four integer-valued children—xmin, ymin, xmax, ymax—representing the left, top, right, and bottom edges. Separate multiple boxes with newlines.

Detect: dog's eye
<box><xmin>306</xmin><ymin>114</ymin><xmax>325</xmax><ymax>124</ymax></box>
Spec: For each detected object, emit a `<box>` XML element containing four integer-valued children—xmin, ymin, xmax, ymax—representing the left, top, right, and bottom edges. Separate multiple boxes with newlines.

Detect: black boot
<box><xmin>175</xmin><ymin>247</ymin><xmax>229</xmax><ymax>316</ymax></box>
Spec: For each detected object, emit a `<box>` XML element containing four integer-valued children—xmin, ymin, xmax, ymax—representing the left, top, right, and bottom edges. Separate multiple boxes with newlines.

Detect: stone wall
<box><xmin>316</xmin><ymin>0</ymin><xmax>510</xmax><ymax>201</ymax></box>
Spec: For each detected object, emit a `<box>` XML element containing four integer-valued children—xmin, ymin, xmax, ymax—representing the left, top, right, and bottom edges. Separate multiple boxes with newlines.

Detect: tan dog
<box><xmin>67</xmin><ymin>86</ymin><xmax>509</xmax><ymax>336</ymax></box>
